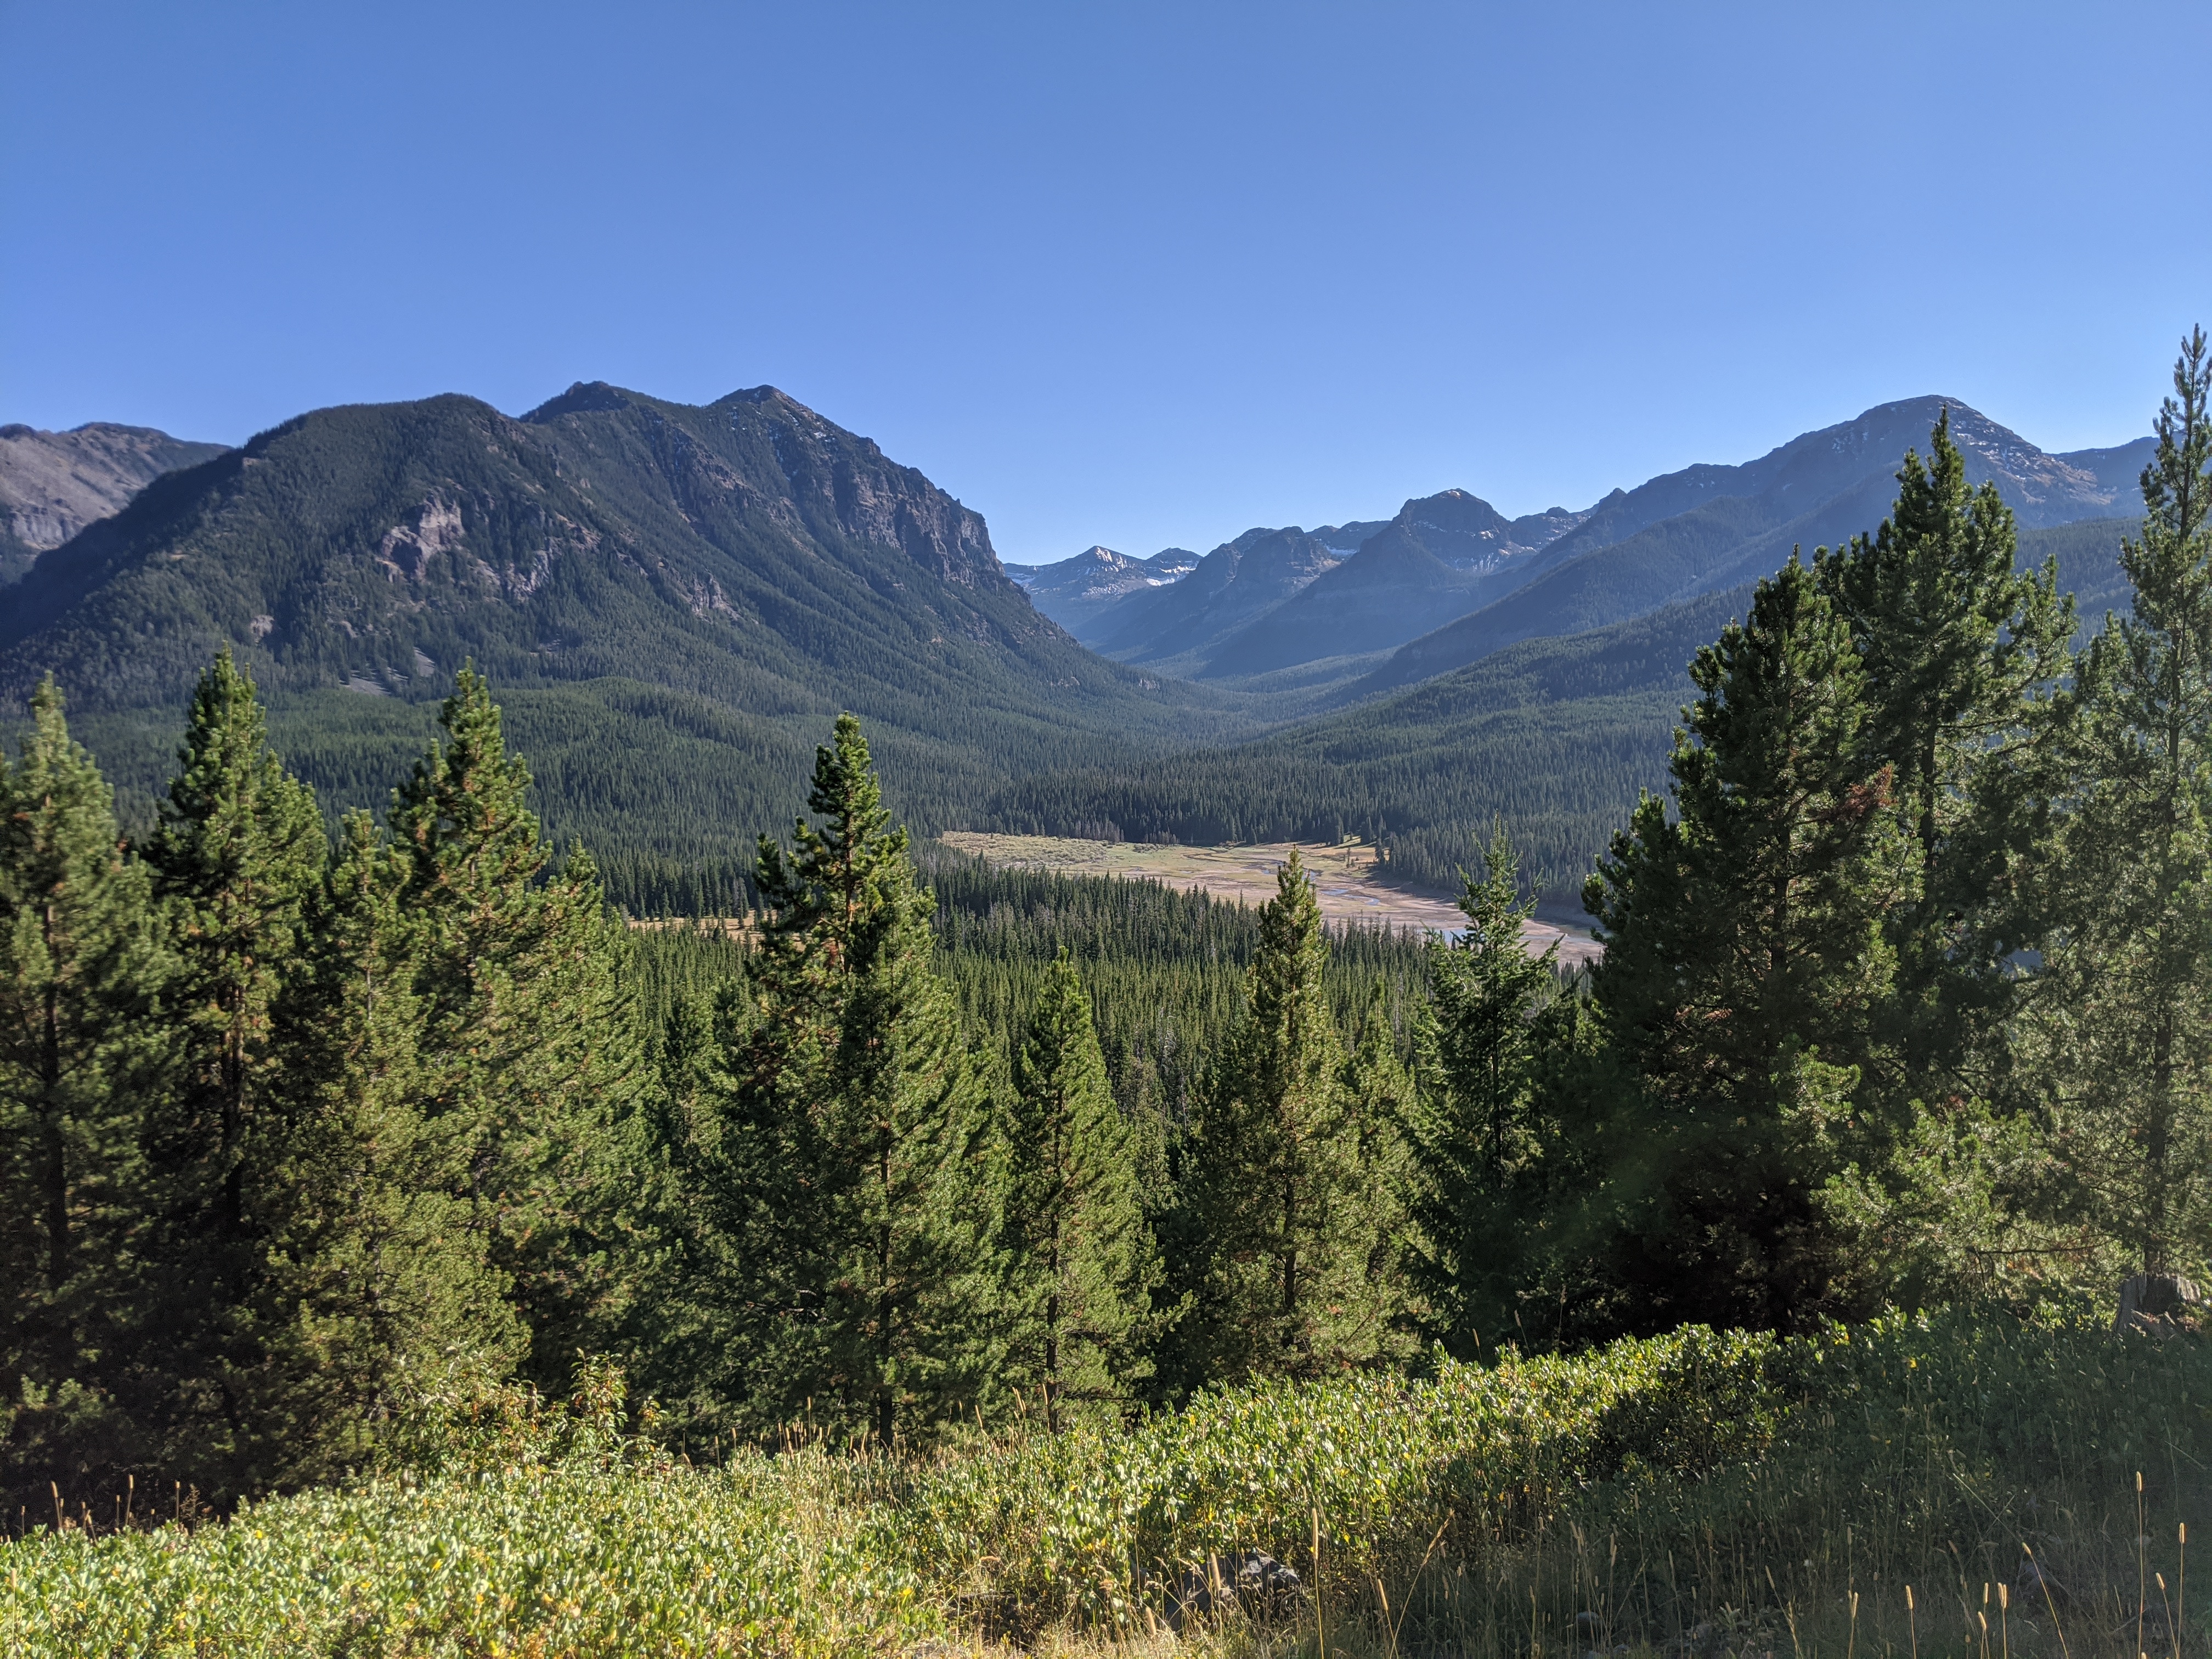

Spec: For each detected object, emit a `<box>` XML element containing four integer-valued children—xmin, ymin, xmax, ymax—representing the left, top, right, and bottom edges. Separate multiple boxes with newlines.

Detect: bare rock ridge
<box><xmin>0</xmin><ymin>421</ymin><xmax>229</xmax><ymax>581</ymax></box>
<box><xmin>1005</xmin><ymin>545</ymin><xmax>1200</xmax><ymax>633</ymax></box>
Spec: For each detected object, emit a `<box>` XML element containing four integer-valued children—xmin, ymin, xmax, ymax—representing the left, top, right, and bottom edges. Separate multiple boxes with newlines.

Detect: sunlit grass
<box><xmin>6</xmin><ymin>1311</ymin><xmax>2207</xmax><ymax>1659</ymax></box>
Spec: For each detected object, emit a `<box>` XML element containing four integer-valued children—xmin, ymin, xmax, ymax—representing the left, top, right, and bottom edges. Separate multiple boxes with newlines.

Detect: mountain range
<box><xmin>0</xmin><ymin>382</ymin><xmax>1247</xmax><ymax>906</ymax></box>
<box><xmin>0</xmin><ymin>380</ymin><xmax>2151</xmax><ymax>909</ymax></box>
<box><xmin>997</xmin><ymin>396</ymin><xmax>2145</xmax><ymax>702</ymax></box>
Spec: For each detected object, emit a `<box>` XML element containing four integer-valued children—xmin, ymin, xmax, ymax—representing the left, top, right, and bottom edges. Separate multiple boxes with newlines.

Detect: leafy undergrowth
<box><xmin>7</xmin><ymin>1312</ymin><xmax>2209</xmax><ymax>1659</ymax></box>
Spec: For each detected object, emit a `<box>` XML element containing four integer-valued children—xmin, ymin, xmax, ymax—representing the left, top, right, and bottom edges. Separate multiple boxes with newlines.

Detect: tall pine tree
<box><xmin>709</xmin><ymin>714</ymin><xmax>990</xmax><ymax>1442</ymax></box>
<box><xmin>134</xmin><ymin>651</ymin><xmax>328</xmax><ymax>1484</ymax></box>
<box><xmin>996</xmin><ymin>949</ymin><xmax>1161</xmax><ymax>1429</ymax></box>
<box><xmin>1815</xmin><ymin>412</ymin><xmax>2073</xmax><ymax>1088</ymax></box>
<box><xmin>1175</xmin><ymin>850</ymin><xmax>1392</xmax><ymax>1383</ymax></box>
<box><xmin>2031</xmin><ymin>329</ymin><xmax>2212</xmax><ymax>1278</ymax></box>
<box><xmin>1402</xmin><ymin>821</ymin><xmax>1559</xmax><ymax>1356</ymax></box>
<box><xmin>1584</xmin><ymin>557</ymin><xmax>1914</xmax><ymax>1330</ymax></box>
<box><xmin>387</xmin><ymin>669</ymin><xmax>649</xmax><ymax>1384</ymax></box>
<box><xmin>0</xmin><ymin>679</ymin><xmax>164</xmax><ymax>1509</ymax></box>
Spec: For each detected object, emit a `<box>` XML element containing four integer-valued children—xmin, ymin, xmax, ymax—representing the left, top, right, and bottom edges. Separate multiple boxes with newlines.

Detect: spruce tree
<box><xmin>1815</xmin><ymin>412</ymin><xmax>2073</xmax><ymax>1085</ymax></box>
<box><xmin>997</xmin><ymin>948</ymin><xmax>1160</xmax><ymax>1429</ymax></box>
<box><xmin>1177</xmin><ymin>849</ymin><xmax>1388</xmax><ymax>1382</ymax></box>
<box><xmin>712</xmin><ymin>714</ymin><xmax>990</xmax><ymax>1441</ymax></box>
<box><xmin>1402</xmin><ymin>821</ymin><xmax>1559</xmax><ymax>1356</ymax></box>
<box><xmin>387</xmin><ymin>669</ymin><xmax>649</xmax><ymax>1383</ymax></box>
<box><xmin>1584</xmin><ymin>557</ymin><xmax>1914</xmax><ymax>1329</ymax></box>
<box><xmin>133</xmin><ymin>651</ymin><xmax>327</xmax><ymax>1477</ymax></box>
<box><xmin>248</xmin><ymin>811</ymin><xmax>523</xmax><ymax>1486</ymax></box>
<box><xmin>0</xmin><ymin>678</ymin><xmax>163</xmax><ymax>1506</ymax></box>
<box><xmin>2031</xmin><ymin>330</ymin><xmax>2212</xmax><ymax>1277</ymax></box>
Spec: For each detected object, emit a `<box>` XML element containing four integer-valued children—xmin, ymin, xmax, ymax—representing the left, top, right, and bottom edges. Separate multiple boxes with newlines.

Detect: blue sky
<box><xmin>4</xmin><ymin>2</ymin><xmax>2208</xmax><ymax>563</ymax></box>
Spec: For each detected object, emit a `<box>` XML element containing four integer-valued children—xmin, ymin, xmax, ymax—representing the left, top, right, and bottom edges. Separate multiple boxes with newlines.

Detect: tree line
<box><xmin>4</xmin><ymin>336</ymin><xmax>2209</xmax><ymax>1519</ymax></box>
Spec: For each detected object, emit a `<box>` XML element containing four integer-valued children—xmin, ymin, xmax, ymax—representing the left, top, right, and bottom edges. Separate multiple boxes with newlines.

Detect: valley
<box><xmin>940</xmin><ymin>830</ymin><xmax>1602</xmax><ymax>964</ymax></box>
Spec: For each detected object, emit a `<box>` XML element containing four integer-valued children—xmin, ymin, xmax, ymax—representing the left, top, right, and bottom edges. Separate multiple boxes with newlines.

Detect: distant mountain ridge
<box><xmin>1065</xmin><ymin>395</ymin><xmax>2149</xmax><ymax>694</ymax></box>
<box><xmin>1361</xmin><ymin>397</ymin><xmax>2151</xmax><ymax>692</ymax></box>
<box><xmin>0</xmin><ymin>421</ymin><xmax>229</xmax><ymax>582</ymax></box>
<box><xmin>1004</xmin><ymin>544</ymin><xmax>1199</xmax><ymax>633</ymax></box>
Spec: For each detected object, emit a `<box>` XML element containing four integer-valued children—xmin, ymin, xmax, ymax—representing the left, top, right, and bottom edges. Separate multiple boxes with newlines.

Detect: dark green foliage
<box><xmin>703</xmin><ymin>715</ymin><xmax>992</xmax><ymax>1442</ymax></box>
<box><xmin>995</xmin><ymin>950</ymin><xmax>1163</xmax><ymax>1427</ymax></box>
<box><xmin>1402</xmin><ymin>823</ymin><xmax>1560</xmax><ymax>1355</ymax></box>
<box><xmin>133</xmin><ymin>651</ymin><xmax>329</xmax><ymax>1481</ymax></box>
<box><xmin>1814</xmin><ymin>413</ymin><xmax>2074</xmax><ymax>1091</ymax></box>
<box><xmin>0</xmin><ymin>680</ymin><xmax>163</xmax><ymax>1506</ymax></box>
<box><xmin>1171</xmin><ymin>852</ymin><xmax>1407</xmax><ymax>1385</ymax></box>
<box><xmin>1578</xmin><ymin>557</ymin><xmax>1912</xmax><ymax>1331</ymax></box>
<box><xmin>2030</xmin><ymin>330</ymin><xmax>2212</xmax><ymax>1277</ymax></box>
<box><xmin>387</xmin><ymin>669</ymin><xmax>649</xmax><ymax>1384</ymax></box>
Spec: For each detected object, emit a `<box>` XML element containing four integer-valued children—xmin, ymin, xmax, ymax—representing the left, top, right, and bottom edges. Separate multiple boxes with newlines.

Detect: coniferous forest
<box><xmin>7</xmin><ymin>342</ymin><xmax>2212</xmax><ymax>1652</ymax></box>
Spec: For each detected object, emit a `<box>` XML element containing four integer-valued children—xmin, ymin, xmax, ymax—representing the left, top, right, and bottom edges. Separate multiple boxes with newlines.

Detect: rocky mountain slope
<box><xmin>0</xmin><ymin>382</ymin><xmax>1245</xmax><ymax>903</ymax></box>
<box><xmin>1083</xmin><ymin>526</ymin><xmax>1343</xmax><ymax>670</ymax></box>
<box><xmin>1003</xmin><ymin>544</ymin><xmax>1198</xmax><ymax>634</ymax></box>
<box><xmin>0</xmin><ymin>421</ymin><xmax>228</xmax><ymax>582</ymax></box>
<box><xmin>1201</xmin><ymin>490</ymin><xmax>1587</xmax><ymax>676</ymax></box>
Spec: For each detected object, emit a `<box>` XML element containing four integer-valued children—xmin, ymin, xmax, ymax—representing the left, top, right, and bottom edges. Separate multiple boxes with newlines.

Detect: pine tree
<box><xmin>2031</xmin><ymin>330</ymin><xmax>2212</xmax><ymax>1278</ymax></box>
<box><xmin>997</xmin><ymin>948</ymin><xmax>1160</xmax><ymax>1429</ymax></box>
<box><xmin>711</xmin><ymin>714</ymin><xmax>990</xmax><ymax>1441</ymax></box>
<box><xmin>1584</xmin><ymin>557</ymin><xmax>1914</xmax><ymax>1329</ymax></box>
<box><xmin>1177</xmin><ymin>849</ymin><xmax>1387</xmax><ymax>1381</ymax></box>
<box><xmin>387</xmin><ymin>669</ymin><xmax>649</xmax><ymax>1383</ymax></box>
<box><xmin>1402</xmin><ymin>821</ymin><xmax>1559</xmax><ymax>1356</ymax></box>
<box><xmin>133</xmin><ymin>651</ymin><xmax>327</xmax><ymax>1479</ymax></box>
<box><xmin>248</xmin><ymin>811</ymin><xmax>522</xmax><ymax>1486</ymax></box>
<box><xmin>0</xmin><ymin>678</ymin><xmax>164</xmax><ymax>1506</ymax></box>
<box><xmin>1815</xmin><ymin>411</ymin><xmax>2073</xmax><ymax>1086</ymax></box>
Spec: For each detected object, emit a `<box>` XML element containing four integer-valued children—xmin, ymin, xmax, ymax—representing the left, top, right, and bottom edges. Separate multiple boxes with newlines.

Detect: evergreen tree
<box><xmin>996</xmin><ymin>949</ymin><xmax>1160</xmax><ymax>1429</ymax></box>
<box><xmin>1815</xmin><ymin>412</ymin><xmax>2073</xmax><ymax>1085</ymax></box>
<box><xmin>1176</xmin><ymin>850</ymin><xmax>1389</xmax><ymax>1382</ymax></box>
<box><xmin>387</xmin><ymin>669</ymin><xmax>650</xmax><ymax>1383</ymax></box>
<box><xmin>712</xmin><ymin>714</ymin><xmax>990</xmax><ymax>1441</ymax></box>
<box><xmin>1402</xmin><ymin>822</ymin><xmax>1559</xmax><ymax>1356</ymax></box>
<box><xmin>0</xmin><ymin>679</ymin><xmax>163</xmax><ymax>1506</ymax></box>
<box><xmin>2031</xmin><ymin>330</ymin><xmax>2212</xmax><ymax>1278</ymax></box>
<box><xmin>1584</xmin><ymin>557</ymin><xmax>1914</xmax><ymax>1330</ymax></box>
<box><xmin>133</xmin><ymin>651</ymin><xmax>328</xmax><ymax>1479</ymax></box>
<box><xmin>248</xmin><ymin>811</ymin><xmax>522</xmax><ymax>1487</ymax></box>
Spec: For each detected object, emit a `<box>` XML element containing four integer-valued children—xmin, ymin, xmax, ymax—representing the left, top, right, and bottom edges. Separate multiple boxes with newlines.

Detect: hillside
<box><xmin>0</xmin><ymin>420</ymin><xmax>228</xmax><ymax>583</ymax></box>
<box><xmin>0</xmin><ymin>383</ymin><xmax>1252</xmax><ymax>909</ymax></box>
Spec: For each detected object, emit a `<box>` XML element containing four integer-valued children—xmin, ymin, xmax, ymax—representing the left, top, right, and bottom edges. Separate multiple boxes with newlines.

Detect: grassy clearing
<box><xmin>4</xmin><ymin>1312</ymin><xmax>2206</xmax><ymax>1659</ymax></box>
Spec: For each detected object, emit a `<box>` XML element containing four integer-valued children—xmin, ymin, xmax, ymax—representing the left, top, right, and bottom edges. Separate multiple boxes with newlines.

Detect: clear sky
<box><xmin>4</xmin><ymin>2</ymin><xmax>2208</xmax><ymax>564</ymax></box>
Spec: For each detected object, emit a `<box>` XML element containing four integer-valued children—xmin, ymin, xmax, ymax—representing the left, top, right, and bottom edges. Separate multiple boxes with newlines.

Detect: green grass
<box><xmin>7</xmin><ymin>1310</ymin><xmax>2208</xmax><ymax>1658</ymax></box>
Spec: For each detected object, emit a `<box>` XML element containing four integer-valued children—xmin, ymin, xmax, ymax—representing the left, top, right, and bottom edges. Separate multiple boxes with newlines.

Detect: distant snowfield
<box><xmin>939</xmin><ymin>832</ymin><xmax>1600</xmax><ymax>967</ymax></box>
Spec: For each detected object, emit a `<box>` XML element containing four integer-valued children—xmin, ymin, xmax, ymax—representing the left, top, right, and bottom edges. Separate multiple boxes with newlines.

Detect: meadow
<box><xmin>7</xmin><ymin>1308</ymin><xmax>2204</xmax><ymax>1659</ymax></box>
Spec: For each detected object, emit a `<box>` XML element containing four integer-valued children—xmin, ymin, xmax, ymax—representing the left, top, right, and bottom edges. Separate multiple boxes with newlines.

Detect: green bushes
<box><xmin>8</xmin><ymin>1310</ymin><xmax>2206</xmax><ymax>1658</ymax></box>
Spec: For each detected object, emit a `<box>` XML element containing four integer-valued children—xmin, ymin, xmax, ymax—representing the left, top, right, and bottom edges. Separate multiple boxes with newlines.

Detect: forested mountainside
<box><xmin>1359</xmin><ymin>398</ymin><xmax>2152</xmax><ymax>691</ymax></box>
<box><xmin>995</xmin><ymin>512</ymin><xmax>2141</xmax><ymax>901</ymax></box>
<box><xmin>0</xmin><ymin>421</ymin><xmax>228</xmax><ymax>583</ymax></box>
<box><xmin>0</xmin><ymin>382</ymin><xmax>1251</xmax><ymax>909</ymax></box>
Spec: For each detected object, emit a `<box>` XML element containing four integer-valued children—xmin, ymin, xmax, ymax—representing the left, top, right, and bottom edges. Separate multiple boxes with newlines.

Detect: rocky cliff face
<box><xmin>0</xmin><ymin>421</ymin><xmax>228</xmax><ymax>580</ymax></box>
